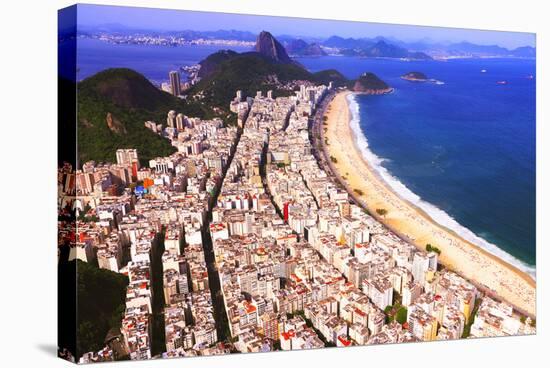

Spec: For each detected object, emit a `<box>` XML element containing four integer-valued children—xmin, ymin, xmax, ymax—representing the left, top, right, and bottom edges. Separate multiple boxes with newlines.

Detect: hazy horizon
<box><xmin>72</xmin><ymin>4</ymin><xmax>535</xmax><ymax>49</ymax></box>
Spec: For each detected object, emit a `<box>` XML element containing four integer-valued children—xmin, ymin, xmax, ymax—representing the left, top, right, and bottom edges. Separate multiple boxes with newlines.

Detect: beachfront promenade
<box><xmin>316</xmin><ymin>90</ymin><xmax>536</xmax><ymax>317</ymax></box>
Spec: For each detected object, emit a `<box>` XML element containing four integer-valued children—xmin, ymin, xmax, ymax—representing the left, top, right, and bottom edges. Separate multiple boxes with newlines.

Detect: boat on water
<box><xmin>481</xmin><ymin>69</ymin><xmax>487</xmax><ymax>73</ymax></box>
<box><xmin>527</xmin><ymin>75</ymin><xmax>534</xmax><ymax>79</ymax></box>
<box><xmin>496</xmin><ymin>80</ymin><xmax>508</xmax><ymax>85</ymax></box>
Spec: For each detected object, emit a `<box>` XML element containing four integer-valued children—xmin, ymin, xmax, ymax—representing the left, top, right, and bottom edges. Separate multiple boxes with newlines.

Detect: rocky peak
<box><xmin>254</xmin><ymin>31</ymin><xmax>293</xmax><ymax>64</ymax></box>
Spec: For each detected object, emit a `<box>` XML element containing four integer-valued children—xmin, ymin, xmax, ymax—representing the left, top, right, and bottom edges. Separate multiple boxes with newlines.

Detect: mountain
<box><xmin>324</xmin><ymin>37</ymin><xmax>431</xmax><ymax>60</ymax></box>
<box><xmin>407</xmin><ymin>51</ymin><xmax>433</xmax><ymax>60</ymax></box>
<box><xmin>286</xmin><ymin>39</ymin><xmax>308</xmax><ymax>54</ymax></box>
<box><xmin>511</xmin><ymin>46</ymin><xmax>536</xmax><ymax>57</ymax></box>
<box><xmin>79</xmin><ymin>68</ymin><xmax>180</xmax><ymax>111</ymax></box>
<box><xmin>365</xmin><ymin>40</ymin><xmax>409</xmax><ymax>58</ymax></box>
<box><xmin>80</xmin><ymin>25</ymin><xmax>536</xmax><ymax>59</ymax></box>
<box><xmin>274</xmin><ymin>34</ymin><xmax>309</xmax><ymax>44</ymax></box>
<box><xmin>311</xmin><ymin>69</ymin><xmax>348</xmax><ymax>85</ymax></box>
<box><xmin>80</xmin><ymin>25</ymin><xmax>258</xmax><ymax>41</ymax></box>
<box><xmin>189</xmin><ymin>32</ymin><xmax>396</xmax><ymax>107</ymax></box>
<box><xmin>305</xmin><ymin>43</ymin><xmax>327</xmax><ymax>57</ymax></box>
<box><xmin>186</xmin><ymin>32</ymin><xmax>354</xmax><ymax>108</ymax></box>
<box><xmin>77</xmin><ymin>68</ymin><xmax>213</xmax><ymax>166</ymax></box>
<box><xmin>446</xmin><ymin>41</ymin><xmax>510</xmax><ymax>56</ymax></box>
<box><xmin>353</xmin><ymin>72</ymin><xmax>392</xmax><ymax>94</ymax></box>
<box><xmin>197</xmin><ymin>49</ymin><xmax>240</xmax><ymax>79</ymax></box>
<box><xmin>286</xmin><ymin>39</ymin><xmax>327</xmax><ymax>56</ymax></box>
<box><xmin>389</xmin><ymin>40</ymin><xmax>536</xmax><ymax>58</ymax></box>
<box><xmin>190</xmin><ymin>51</ymin><xmax>347</xmax><ymax>110</ymax></box>
<box><xmin>323</xmin><ymin>35</ymin><xmax>374</xmax><ymax>49</ymax></box>
<box><xmin>364</xmin><ymin>40</ymin><xmax>432</xmax><ymax>59</ymax></box>
<box><xmin>254</xmin><ymin>31</ymin><xmax>294</xmax><ymax>64</ymax></box>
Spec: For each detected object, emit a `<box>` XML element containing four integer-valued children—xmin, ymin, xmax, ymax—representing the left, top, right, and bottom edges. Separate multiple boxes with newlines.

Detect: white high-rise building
<box><xmin>300</xmin><ymin>84</ymin><xmax>307</xmax><ymax>99</ymax></box>
<box><xmin>412</xmin><ymin>253</ymin><xmax>430</xmax><ymax>286</ymax></box>
<box><xmin>363</xmin><ymin>276</ymin><xmax>393</xmax><ymax>310</ymax></box>
<box><xmin>116</xmin><ymin>149</ymin><xmax>140</xmax><ymax>169</ymax></box>
<box><xmin>427</xmin><ymin>252</ymin><xmax>438</xmax><ymax>270</ymax></box>
<box><xmin>176</xmin><ymin>113</ymin><xmax>185</xmax><ymax>130</ymax></box>
<box><xmin>167</xmin><ymin>110</ymin><xmax>177</xmax><ymax>128</ymax></box>
<box><xmin>309</xmin><ymin>89</ymin><xmax>316</xmax><ymax>103</ymax></box>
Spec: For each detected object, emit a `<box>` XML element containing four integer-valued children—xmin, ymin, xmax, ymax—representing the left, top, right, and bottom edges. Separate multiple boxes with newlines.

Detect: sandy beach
<box><xmin>322</xmin><ymin>90</ymin><xmax>536</xmax><ymax>316</ymax></box>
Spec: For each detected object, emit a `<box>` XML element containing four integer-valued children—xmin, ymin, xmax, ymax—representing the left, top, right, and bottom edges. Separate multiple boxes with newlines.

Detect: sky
<box><xmin>74</xmin><ymin>4</ymin><xmax>535</xmax><ymax>49</ymax></box>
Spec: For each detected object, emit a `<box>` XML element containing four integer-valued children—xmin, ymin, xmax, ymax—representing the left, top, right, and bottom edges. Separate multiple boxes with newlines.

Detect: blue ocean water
<box><xmin>299</xmin><ymin>56</ymin><xmax>536</xmax><ymax>274</ymax></box>
<box><xmin>75</xmin><ymin>41</ymin><xmax>536</xmax><ymax>273</ymax></box>
<box><xmin>76</xmin><ymin>38</ymin><xmax>251</xmax><ymax>83</ymax></box>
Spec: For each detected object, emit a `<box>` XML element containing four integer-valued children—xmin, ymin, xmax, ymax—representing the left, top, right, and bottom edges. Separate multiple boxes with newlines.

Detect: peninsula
<box><xmin>353</xmin><ymin>72</ymin><xmax>393</xmax><ymax>94</ymax></box>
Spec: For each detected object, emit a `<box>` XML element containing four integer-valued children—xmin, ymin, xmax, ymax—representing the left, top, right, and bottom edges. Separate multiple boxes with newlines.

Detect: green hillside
<box><xmin>190</xmin><ymin>51</ymin><xmax>348</xmax><ymax>109</ymax></box>
<box><xmin>77</xmin><ymin>68</ymin><xmax>214</xmax><ymax>166</ymax></box>
<box><xmin>76</xmin><ymin>52</ymin><xmax>377</xmax><ymax>167</ymax></box>
<box><xmin>76</xmin><ymin>260</ymin><xmax>128</xmax><ymax>359</ymax></box>
<box><xmin>310</xmin><ymin>68</ymin><xmax>350</xmax><ymax>86</ymax></box>
<box><xmin>197</xmin><ymin>49</ymin><xmax>239</xmax><ymax>79</ymax></box>
<box><xmin>353</xmin><ymin>72</ymin><xmax>392</xmax><ymax>92</ymax></box>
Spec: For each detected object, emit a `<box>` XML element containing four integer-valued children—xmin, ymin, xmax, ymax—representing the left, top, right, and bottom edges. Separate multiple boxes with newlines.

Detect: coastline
<box><xmin>321</xmin><ymin>90</ymin><xmax>536</xmax><ymax>316</ymax></box>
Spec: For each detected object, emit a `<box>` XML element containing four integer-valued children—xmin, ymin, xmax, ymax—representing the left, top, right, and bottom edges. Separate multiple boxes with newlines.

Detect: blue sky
<box><xmin>75</xmin><ymin>4</ymin><xmax>535</xmax><ymax>49</ymax></box>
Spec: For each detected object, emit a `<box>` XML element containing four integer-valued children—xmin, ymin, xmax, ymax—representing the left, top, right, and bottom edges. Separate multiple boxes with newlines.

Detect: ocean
<box><xmin>75</xmin><ymin>41</ymin><xmax>536</xmax><ymax>275</ymax></box>
<box><xmin>300</xmin><ymin>56</ymin><xmax>535</xmax><ymax>276</ymax></box>
<box><xmin>75</xmin><ymin>38</ymin><xmax>252</xmax><ymax>83</ymax></box>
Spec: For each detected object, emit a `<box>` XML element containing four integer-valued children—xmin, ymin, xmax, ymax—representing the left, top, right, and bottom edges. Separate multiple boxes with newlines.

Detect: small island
<box><xmin>401</xmin><ymin>71</ymin><xmax>428</xmax><ymax>82</ymax></box>
<box><xmin>353</xmin><ymin>72</ymin><xmax>393</xmax><ymax>94</ymax></box>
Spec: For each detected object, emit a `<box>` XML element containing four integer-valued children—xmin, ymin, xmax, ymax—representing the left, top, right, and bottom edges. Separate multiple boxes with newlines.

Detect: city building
<box><xmin>169</xmin><ymin>70</ymin><xmax>181</xmax><ymax>96</ymax></box>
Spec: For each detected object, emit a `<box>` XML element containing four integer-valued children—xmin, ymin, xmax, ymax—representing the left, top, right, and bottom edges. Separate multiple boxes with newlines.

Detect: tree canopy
<box><xmin>76</xmin><ymin>260</ymin><xmax>128</xmax><ymax>359</ymax></box>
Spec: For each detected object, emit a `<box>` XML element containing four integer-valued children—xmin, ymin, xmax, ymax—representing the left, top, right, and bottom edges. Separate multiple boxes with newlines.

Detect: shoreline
<box><xmin>321</xmin><ymin>90</ymin><xmax>536</xmax><ymax>316</ymax></box>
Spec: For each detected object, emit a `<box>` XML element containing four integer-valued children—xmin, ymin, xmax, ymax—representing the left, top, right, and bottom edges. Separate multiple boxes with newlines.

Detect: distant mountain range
<box><xmin>79</xmin><ymin>25</ymin><xmax>535</xmax><ymax>60</ymax></box>
<box><xmin>401</xmin><ymin>40</ymin><xmax>536</xmax><ymax>58</ymax></box>
<box><xmin>284</xmin><ymin>39</ymin><xmax>327</xmax><ymax>57</ymax></box>
<box><xmin>77</xmin><ymin>25</ymin><xmax>259</xmax><ymax>41</ymax></box>
<box><xmin>337</xmin><ymin>39</ymin><xmax>432</xmax><ymax>60</ymax></box>
<box><xmin>320</xmin><ymin>36</ymin><xmax>533</xmax><ymax>59</ymax></box>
